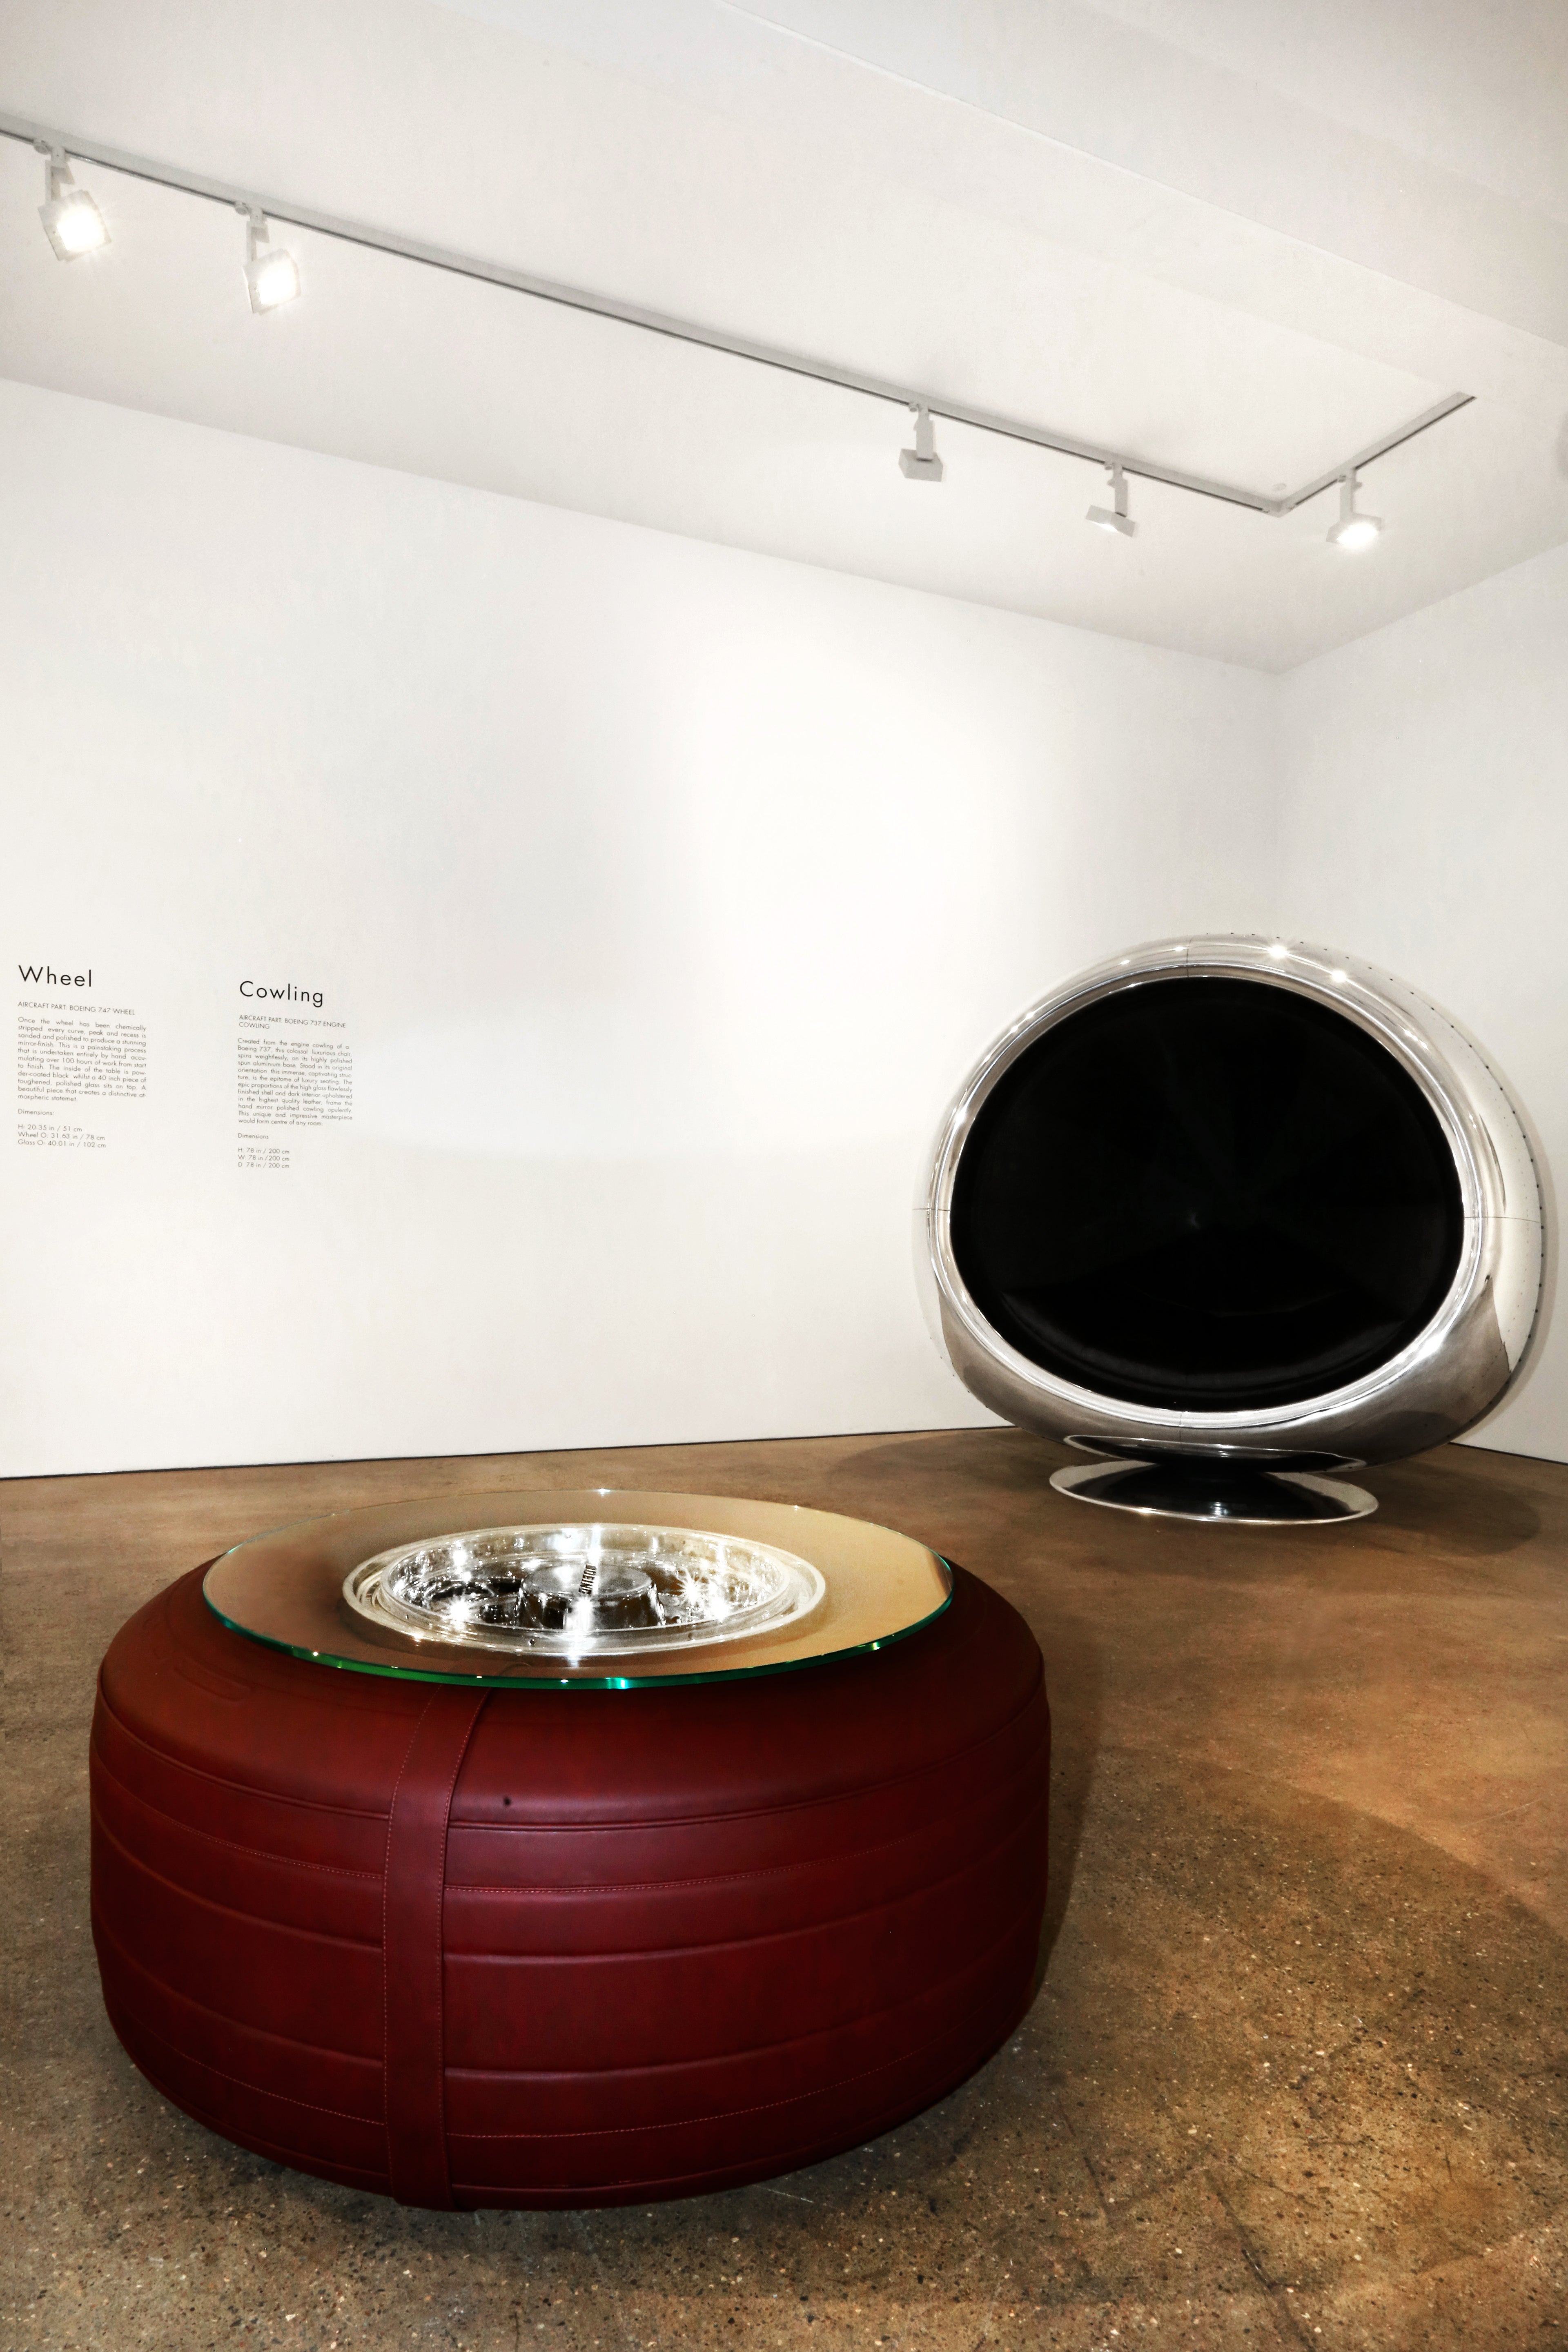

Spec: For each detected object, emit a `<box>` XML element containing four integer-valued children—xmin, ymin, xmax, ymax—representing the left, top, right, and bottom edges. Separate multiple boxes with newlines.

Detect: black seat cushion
<box><xmin>950</xmin><ymin>976</ymin><xmax>1464</xmax><ymax>1412</ymax></box>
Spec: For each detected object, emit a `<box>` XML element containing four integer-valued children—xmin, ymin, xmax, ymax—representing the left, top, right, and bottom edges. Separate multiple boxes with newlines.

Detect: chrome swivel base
<box><xmin>1050</xmin><ymin>1458</ymin><xmax>1378</xmax><ymax>1525</ymax></box>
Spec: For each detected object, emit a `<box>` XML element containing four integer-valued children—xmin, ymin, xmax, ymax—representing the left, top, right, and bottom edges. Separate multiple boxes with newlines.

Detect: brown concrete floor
<box><xmin>6</xmin><ymin>1428</ymin><xmax>1568</xmax><ymax>2350</ymax></box>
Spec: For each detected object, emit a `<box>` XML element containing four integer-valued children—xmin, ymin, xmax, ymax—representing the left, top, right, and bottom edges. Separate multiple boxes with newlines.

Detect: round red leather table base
<box><xmin>90</xmin><ymin>1564</ymin><xmax>1049</xmax><ymax>2209</ymax></box>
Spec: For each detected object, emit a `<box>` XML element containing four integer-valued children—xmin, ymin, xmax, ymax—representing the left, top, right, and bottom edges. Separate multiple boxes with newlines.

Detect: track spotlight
<box><xmin>899</xmin><ymin>403</ymin><xmax>944</xmax><ymax>482</ymax></box>
<box><xmin>1327</xmin><ymin>468</ymin><xmax>1382</xmax><ymax>550</ymax></box>
<box><xmin>36</xmin><ymin>144</ymin><xmax>108</xmax><ymax>260</ymax></box>
<box><xmin>241</xmin><ymin>205</ymin><xmax>300</xmax><ymax>313</ymax></box>
<box><xmin>1087</xmin><ymin>462</ymin><xmax>1136</xmax><ymax>538</ymax></box>
<box><xmin>3</xmin><ymin>114</ymin><xmax>1474</xmax><ymax>535</ymax></box>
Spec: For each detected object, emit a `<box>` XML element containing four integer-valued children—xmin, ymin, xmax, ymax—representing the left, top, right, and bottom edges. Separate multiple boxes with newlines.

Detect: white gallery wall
<box><xmin>1277</xmin><ymin>539</ymin><xmax>1568</xmax><ymax>1465</ymax></box>
<box><xmin>0</xmin><ymin>380</ymin><xmax>1278</xmax><ymax>1477</ymax></box>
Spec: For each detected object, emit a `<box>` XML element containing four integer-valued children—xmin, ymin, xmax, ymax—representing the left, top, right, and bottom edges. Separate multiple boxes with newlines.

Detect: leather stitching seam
<box><xmin>448</xmin><ymin>1666</ymin><xmax>1044</xmax><ymax>1837</ymax></box>
<box><xmin>93</xmin><ymin>1905</ymin><xmax>383</xmax><ymax>2074</ymax></box>
<box><xmin>94</xmin><ymin>1764</ymin><xmax>381</xmax><ymax>1882</ymax></box>
<box><xmin>447</xmin><ymin>1761</ymin><xmax>1042</xmax><ymax>1898</ymax></box>
<box><xmin>445</xmin><ymin>1787</ymin><xmax>1047</xmax><ymax>1961</ymax></box>
<box><xmin>96</xmin><ymin>1678</ymin><xmax>387</xmax><ymax>1824</ymax></box>
<box><xmin>382</xmin><ymin>1696</ymin><xmax>436</xmax><ymax>2186</ymax></box>
<box><xmin>91</xmin><ymin>1811</ymin><xmax>382</xmax><ymax>1950</ymax></box>
<box><xmin>111</xmin><ymin>2009</ymin><xmax>385</xmax><ymax>2130</ymax></box>
<box><xmin>449</xmin><ymin>2005</ymin><xmax>1020</xmax><ymax>2143</ymax></box>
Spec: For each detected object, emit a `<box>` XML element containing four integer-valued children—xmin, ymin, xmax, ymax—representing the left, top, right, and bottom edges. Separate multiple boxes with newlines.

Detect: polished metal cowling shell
<box><xmin>916</xmin><ymin>935</ymin><xmax>1545</xmax><ymax>1481</ymax></box>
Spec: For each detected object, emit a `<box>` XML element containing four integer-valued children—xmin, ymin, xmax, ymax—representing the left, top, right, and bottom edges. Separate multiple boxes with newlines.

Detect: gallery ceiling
<box><xmin>1</xmin><ymin>0</ymin><xmax>1566</xmax><ymax>670</ymax></box>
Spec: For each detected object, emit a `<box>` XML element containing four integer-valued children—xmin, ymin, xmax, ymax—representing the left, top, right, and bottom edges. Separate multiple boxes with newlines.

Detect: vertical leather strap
<box><xmin>383</xmin><ymin>1688</ymin><xmax>488</xmax><ymax>2209</ymax></box>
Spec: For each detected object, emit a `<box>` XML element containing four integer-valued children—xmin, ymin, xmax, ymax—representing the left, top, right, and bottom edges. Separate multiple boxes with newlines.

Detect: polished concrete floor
<box><xmin>7</xmin><ymin>1427</ymin><xmax>1568</xmax><ymax>2350</ymax></box>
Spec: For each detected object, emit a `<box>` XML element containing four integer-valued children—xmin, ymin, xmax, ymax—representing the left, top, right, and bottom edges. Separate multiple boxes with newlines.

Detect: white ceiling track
<box><xmin>0</xmin><ymin>113</ymin><xmax>1473</xmax><ymax>521</ymax></box>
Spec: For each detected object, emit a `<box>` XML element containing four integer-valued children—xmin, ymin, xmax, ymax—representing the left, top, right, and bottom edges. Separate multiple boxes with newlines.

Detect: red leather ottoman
<box><xmin>90</xmin><ymin>1495</ymin><xmax>1049</xmax><ymax>2209</ymax></box>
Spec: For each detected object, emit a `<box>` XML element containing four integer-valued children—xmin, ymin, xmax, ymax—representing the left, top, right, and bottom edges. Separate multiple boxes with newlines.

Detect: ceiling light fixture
<box><xmin>36</xmin><ymin>143</ymin><xmax>109</xmax><ymax>259</ymax></box>
<box><xmin>899</xmin><ymin>402</ymin><xmax>943</xmax><ymax>482</ymax></box>
<box><xmin>241</xmin><ymin>205</ymin><xmax>300</xmax><ymax>314</ymax></box>
<box><xmin>1087</xmin><ymin>462</ymin><xmax>1136</xmax><ymax>539</ymax></box>
<box><xmin>1327</xmin><ymin>468</ymin><xmax>1382</xmax><ymax>551</ymax></box>
<box><xmin>2</xmin><ymin>111</ymin><xmax>1472</xmax><ymax>533</ymax></box>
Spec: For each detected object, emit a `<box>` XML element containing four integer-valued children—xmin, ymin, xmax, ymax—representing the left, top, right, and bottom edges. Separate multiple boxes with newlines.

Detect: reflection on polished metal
<box><xmin>205</xmin><ymin>1488</ymin><xmax>952</xmax><ymax>1686</ymax></box>
<box><xmin>918</xmin><ymin>936</ymin><xmax>1546</xmax><ymax>1525</ymax></box>
<box><xmin>343</xmin><ymin>1522</ymin><xmax>825</xmax><ymax>1659</ymax></box>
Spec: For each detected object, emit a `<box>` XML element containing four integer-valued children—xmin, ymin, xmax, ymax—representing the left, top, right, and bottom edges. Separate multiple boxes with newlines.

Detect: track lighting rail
<box><xmin>0</xmin><ymin>112</ymin><xmax>1472</xmax><ymax>519</ymax></box>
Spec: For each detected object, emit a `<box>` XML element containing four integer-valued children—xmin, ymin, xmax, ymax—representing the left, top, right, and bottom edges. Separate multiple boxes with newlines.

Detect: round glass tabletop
<box><xmin>202</xmin><ymin>1488</ymin><xmax>954</xmax><ymax>1687</ymax></box>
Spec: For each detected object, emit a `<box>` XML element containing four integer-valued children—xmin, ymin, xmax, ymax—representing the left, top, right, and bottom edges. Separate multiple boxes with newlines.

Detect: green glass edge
<box><xmin>202</xmin><ymin>1568</ymin><xmax>956</xmax><ymax>1691</ymax></box>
